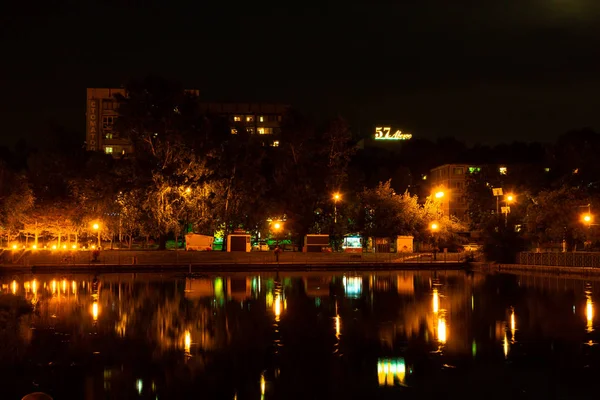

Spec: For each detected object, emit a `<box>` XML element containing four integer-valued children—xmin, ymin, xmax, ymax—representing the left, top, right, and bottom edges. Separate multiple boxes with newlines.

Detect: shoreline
<box><xmin>0</xmin><ymin>261</ymin><xmax>466</xmax><ymax>274</ymax></box>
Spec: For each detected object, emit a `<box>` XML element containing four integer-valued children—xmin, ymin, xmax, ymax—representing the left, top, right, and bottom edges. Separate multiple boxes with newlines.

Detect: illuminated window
<box><xmin>122</xmin><ymin>149</ymin><xmax>125</xmax><ymax>155</ymax></box>
<box><xmin>257</xmin><ymin>127</ymin><xmax>273</xmax><ymax>134</ymax></box>
<box><xmin>453</xmin><ymin>167</ymin><xmax>464</xmax><ymax>175</ymax></box>
<box><xmin>231</xmin><ymin>128</ymin><xmax>238</xmax><ymax>134</ymax></box>
<box><xmin>259</xmin><ymin>116</ymin><xmax>264</xmax><ymax>122</ymax></box>
<box><xmin>271</xmin><ymin>140</ymin><xmax>280</xmax><ymax>147</ymax></box>
<box><xmin>247</xmin><ymin>127</ymin><xmax>255</xmax><ymax>134</ymax></box>
<box><xmin>573</xmin><ymin>168</ymin><xmax>579</xmax><ymax>174</ymax></box>
<box><xmin>468</xmin><ymin>166</ymin><xmax>481</xmax><ymax>174</ymax></box>
<box><xmin>422</xmin><ymin>175</ymin><xmax>427</xmax><ymax>180</ymax></box>
<box><xmin>544</xmin><ymin>167</ymin><xmax>550</xmax><ymax>172</ymax></box>
<box><xmin>499</xmin><ymin>167</ymin><xmax>507</xmax><ymax>175</ymax></box>
<box><xmin>105</xmin><ymin>147</ymin><xmax>113</xmax><ymax>154</ymax></box>
<box><xmin>246</xmin><ymin>115</ymin><xmax>254</xmax><ymax>122</ymax></box>
<box><xmin>233</xmin><ymin>116</ymin><xmax>241</xmax><ymax>122</ymax></box>
<box><xmin>105</xmin><ymin>133</ymin><xmax>113</xmax><ymax>139</ymax></box>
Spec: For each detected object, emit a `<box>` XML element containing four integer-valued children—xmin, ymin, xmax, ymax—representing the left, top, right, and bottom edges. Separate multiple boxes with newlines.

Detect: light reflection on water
<box><xmin>2</xmin><ymin>270</ymin><xmax>600</xmax><ymax>398</ymax></box>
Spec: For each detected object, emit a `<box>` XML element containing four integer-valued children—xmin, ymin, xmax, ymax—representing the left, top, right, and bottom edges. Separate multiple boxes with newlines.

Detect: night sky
<box><xmin>2</xmin><ymin>0</ymin><xmax>600</xmax><ymax>147</ymax></box>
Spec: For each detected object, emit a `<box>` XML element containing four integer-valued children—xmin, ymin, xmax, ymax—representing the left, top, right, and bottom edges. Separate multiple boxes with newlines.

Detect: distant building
<box><xmin>86</xmin><ymin>88</ymin><xmax>288</xmax><ymax>156</ymax></box>
<box><xmin>428</xmin><ymin>164</ymin><xmax>479</xmax><ymax>220</ymax></box>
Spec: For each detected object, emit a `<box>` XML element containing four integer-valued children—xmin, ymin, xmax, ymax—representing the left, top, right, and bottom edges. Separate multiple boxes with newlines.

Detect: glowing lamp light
<box><xmin>430</xmin><ymin>223</ymin><xmax>439</xmax><ymax>231</ymax></box>
<box><xmin>184</xmin><ymin>330</ymin><xmax>191</xmax><ymax>354</ymax></box>
<box><xmin>32</xmin><ymin>245</ymin><xmax>37</xmax><ymax>250</ymax></box>
<box><xmin>92</xmin><ymin>302</ymin><xmax>99</xmax><ymax>321</ymax></box>
<box><xmin>93</xmin><ymin>223</ymin><xmax>99</xmax><ymax>230</ymax></box>
<box><xmin>506</xmin><ymin>194</ymin><xmax>515</xmax><ymax>203</ymax></box>
<box><xmin>72</xmin><ymin>244</ymin><xmax>77</xmax><ymax>249</ymax></box>
<box><xmin>435</xmin><ymin>191</ymin><xmax>444</xmax><ymax>199</ymax></box>
<box><xmin>62</xmin><ymin>245</ymin><xmax>67</xmax><ymax>250</ymax></box>
<box><xmin>91</xmin><ymin>245</ymin><xmax>96</xmax><ymax>249</ymax></box>
<box><xmin>333</xmin><ymin>192</ymin><xmax>341</xmax><ymax>201</ymax></box>
<box><xmin>12</xmin><ymin>244</ymin><xmax>17</xmax><ymax>250</ymax></box>
<box><xmin>52</xmin><ymin>245</ymin><xmax>57</xmax><ymax>250</ymax></box>
<box><xmin>583</xmin><ymin>214</ymin><xmax>593</xmax><ymax>224</ymax></box>
<box><xmin>273</xmin><ymin>222</ymin><xmax>282</xmax><ymax>230</ymax></box>
<box><xmin>185</xmin><ymin>187</ymin><xmax>192</xmax><ymax>194</ymax></box>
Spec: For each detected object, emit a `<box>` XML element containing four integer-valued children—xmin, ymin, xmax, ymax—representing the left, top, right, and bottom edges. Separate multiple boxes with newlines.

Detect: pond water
<box><xmin>1</xmin><ymin>269</ymin><xmax>600</xmax><ymax>399</ymax></box>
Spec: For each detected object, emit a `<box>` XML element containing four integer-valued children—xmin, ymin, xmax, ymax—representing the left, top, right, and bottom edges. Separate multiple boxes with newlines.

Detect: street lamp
<box><xmin>93</xmin><ymin>223</ymin><xmax>101</xmax><ymax>248</ymax></box>
<box><xmin>333</xmin><ymin>192</ymin><xmax>341</xmax><ymax>223</ymax></box>
<box><xmin>430</xmin><ymin>222</ymin><xmax>439</xmax><ymax>261</ymax></box>
<box><xmin>272</xmin><ymin>221</ymin><xmax>283</xmax><ymax>246</ymax></box>
<box><xmin>435</xmin><ymin>191</ymin><xmax>444</xmax><ymax>199</ymax></box>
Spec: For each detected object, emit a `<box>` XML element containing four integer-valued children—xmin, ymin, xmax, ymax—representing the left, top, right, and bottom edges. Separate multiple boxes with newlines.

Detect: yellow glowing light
<box><xmin>12</xmin><ymin>244</ymin><xmax>17</xmax><ymax>250</ymax></box>
<box><xmin>587</xmin><ymin>296</ymin><xmax>594</xmax><ymax>333</ymax></box>
<box><xmin>186</xmin><ymin>187</ymin><xmax>191</xmax><ymax>194</ymax></box>
<box><xmin>32</xmin><ymin>279</ymin><xmax>38</xmax><ymax>295</ymax></box>
<box><xmin>506</xmin><ymin>194</ymin><xmax>515</xmax><ymax>203</ymax></box>
<box><xmin>430</xmin><ymin>223</ymin><xmax>439</xmax><ymax>231</ymax></box>
<box><xmin>374</xmin><ymin>127</ymin><xmax>412</xmax><ymax>140</ymax></box>
<box><xmin>92</xmin><ymin>302</ymin><xmax>99</xmax><ymax>321</ymax></box>
<box><xmin>260</xmin><ymin>373</ymin><xmax>266</xmax><ymax>395</ymax></box>
<box><xmin>51</xmin><ymin>279</ymin><xmax>57</xmax><ymax>294</ymax></box>
<box><xmin>503</xmin><ymin>332</ymin><xmax>509</xmax><ymax>358</ymax></box>
<box><xmin>433</xmin><ymin>289</ymin><xmax>439</xmax><ymax>313</ymax></box>
<box><xmin>62</xmin><ymin>279</ymin><xmax>67</xmax><ymax>293</ymax></box>
<box><xmin>435</xmin><ymin>191</ymin><xmax>444</xmax><ymax>199</ymax></box>
<box><xmin>93</xmin><ymin>223</ymin><xmax>99</xmax><ymax>230</ymax></box>
<box><xmin>72</xmin><ymin>280</ymin><xmax>77</xmax><ymax>295</ymax></box>
<box><xmin>333</xmin><ymin>192</ymin><xmax>341</xmax><ymax>201</ymax></box>
<box><xmin>437</xmin><ymin>317</ymin><xmax>447</xmax><ymax>343</ymax></box>
<box><xmin>335</xmin><ymin>315</ymin><xmax>341</xmax><ymax>337</ymax></box>
<box><xmin>52</xmin><ymin>245</ymin><xmax>57</xmax><ymax>250</ymax></box>
<box><xmin>273</xmin><ymin>222</ymin><xmax>282</xmax><ymax>230</ymax></box>
<box><xmin>72</xmin><ymin>244</ymin><xmax>77</xmax><ymax>249</ymax></box>
<box><xmin>184</xmin><ymin>330</ymin><xmax>191</xmax><ymax>354</ymax></box>
<box><xmin>32</xmin><ymin>245</ymin><xmax>37</xmax><ymax>250</ymax></box>
<box><xmin>91</xmin><ymin>245</ymin><xmax>96</xmax><ymax>249</ymax></box>
<box><xmin>62</xmin><ymin>245</ymin><xmax>67</xmax><ymax>249</ymax></box>
<box><xmin>274</xmin><ymin>294</ymin><xmax>281</xmax><ymax>319</ymax></box>
<box><xmin>11</xmin><ymin>280</ymin><xmax>17</xmax><ymax>295</ymax></box>
<box><xmin>510</xmin><ymin>309</ymin><xmax>516</xmax><ymax>340</ymax></box>
<box><xmin>583</xmin><ymin>214</ymin><xmax>593</xmax><ymax>223</ymax></box>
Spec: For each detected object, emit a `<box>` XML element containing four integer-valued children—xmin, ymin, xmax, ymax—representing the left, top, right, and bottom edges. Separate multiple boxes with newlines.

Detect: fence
<box><xmin>517</xmin><ymin>252</ymin><xmax>600</xmax><ymax>268</ymax></box>
<box><xmin>1</xmin><ymin>249</ymin><xmax>466</xmax><ymax>267</ymax></box>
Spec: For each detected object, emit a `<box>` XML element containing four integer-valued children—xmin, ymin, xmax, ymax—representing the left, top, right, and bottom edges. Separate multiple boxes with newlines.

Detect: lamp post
<box><xmin>430</xmin><ymin>222</ymin><xmax>439</xmax><ymax>261</ymax></box>
<box><xmin>333</xmin><ymin>192</ymin><xmax>341</xmax><ymax>223</ymax></box>
<box><xmin>273</xmin><ymin>222</ymin><xmax>282</xmax><ymax>246</ymax></box>
<box><xmin>502</xmin><ymin>193</ymin><xmax>515</xmax><ymax>226</ymax></box>
<box><xmin>93</xmin><ymin>223</ymin><xmax>100</xmax><ymax>249</ymax></box>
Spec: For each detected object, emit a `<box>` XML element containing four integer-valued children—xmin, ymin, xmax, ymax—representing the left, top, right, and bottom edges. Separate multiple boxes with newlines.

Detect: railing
<box><xmin>1</xmin><ymin>249</ymin><xmax>467</xmax><ymax>267</ymax></box>
<box><xmin>517</xmin><ymin>252</ymin><xmax>600</xmax><ymax>268</ymax></box>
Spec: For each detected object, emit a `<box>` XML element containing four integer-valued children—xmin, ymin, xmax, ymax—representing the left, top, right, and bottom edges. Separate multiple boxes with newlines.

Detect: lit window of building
<box><xmin>573</xmin><ymin>168</ymin><xmax>579</xmax><ymax>174</ymax></box>
<box><xmin>257</xmin><ymin>127</ymin><xmax>273</xmax><ymax>134</ymax></box>
<box><xmin>544</xmin><ymin>167</ymin><xmax>550</xmax><ymax>172</ymax></box>
<box><xmin>259</xmin><ymin>116</ymin><xmax>264</xmax><ymax>122</ymax></box>
<box><xmin>105</xmin><ymin>133</ymin><xmax>113</xmax><ymax>139</ymax></box>
<box><xmin>122</xmin><ymin>149</ymin><xmax>126</xmax><ymax>155</ymax></box>
<box><xmin>247</xmin><ymin>127</ymin><xmax>255</xmax><ymax>134</ymax></box>
<box><xmin>105</xmin><ymin>147</ymin><xmax>113</xmax><ymax>154</ymax></box>
<box><xmin>499</xmin><ymin>167</ymin><xmax>507</xmax><ymax>175</ymax></box>
<box><xmin>233</xmin><ymin>116</ymin><xmax>241</xmax><ymax>122</ymax></box>
<box><xmin>271</xmin><ymin>140</ymin><xmax>280</xmax><ymax>147</ymax></box>
<box><xmin>422</xmin><ymin>175</ymin><xmax>427</xmax><ymax>180</ymax></box>
<box><xmin>468</xmin><ymin>166</ymin><xmax>481</xmax><ymax>174</ymax></box>
<box><xmin>231</xmin><ymin>128</ymin><xmax>238</xmax><ymax>134</ymax></box>
<box><xmin>246</xmin><ymin>115</ymin><xmax>254</xmax><ymax>122</ymax></box>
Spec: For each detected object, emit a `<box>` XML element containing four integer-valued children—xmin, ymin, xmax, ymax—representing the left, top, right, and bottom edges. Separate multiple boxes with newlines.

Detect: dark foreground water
<box><xmin>1</xmin><ymin>270</ymin><xmax>600</xmax><ymax>399</ymax></box>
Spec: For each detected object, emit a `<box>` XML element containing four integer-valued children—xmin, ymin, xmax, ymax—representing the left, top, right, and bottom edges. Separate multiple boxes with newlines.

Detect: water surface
<box><xmin>1</xmin><ymin>270</ymin><xmax>600</xmax><ymax>399</ymax></box>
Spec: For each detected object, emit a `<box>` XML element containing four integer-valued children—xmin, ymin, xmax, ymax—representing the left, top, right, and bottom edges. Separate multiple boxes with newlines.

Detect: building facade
<box><xmin>429</xmin><ymin>164</ymin><xmax>477</xmax><ymax>220</ymax></box>
<box><xmin>86</xmin><ymin>88</ymin><xmax>287</xmax><ymax>156</ymax></box>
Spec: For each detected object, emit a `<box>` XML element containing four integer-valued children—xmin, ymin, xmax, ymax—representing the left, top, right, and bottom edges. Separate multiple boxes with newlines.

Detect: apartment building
<box><xmin>86</xmin><ymin>88</ymin><xmax>288</xmax><ymax>156</ymax></box>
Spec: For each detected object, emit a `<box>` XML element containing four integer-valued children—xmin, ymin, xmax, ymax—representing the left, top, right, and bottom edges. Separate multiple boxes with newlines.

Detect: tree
<box><xmin>525</xmin><ymin>186</ymin><xmax>596</xmax><ymax>251</ymax></box>
<box><xmin>0</xmin><ymin>166</ymin><xmax>34</xmax><ymax>245</ymax></box>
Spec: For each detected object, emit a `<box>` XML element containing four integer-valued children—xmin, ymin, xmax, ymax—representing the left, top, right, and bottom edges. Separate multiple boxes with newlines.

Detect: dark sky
<box><xmin>2</xmin><ymin>0</ymin><xmax>600</xmax><ymax>147</ymax></box>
